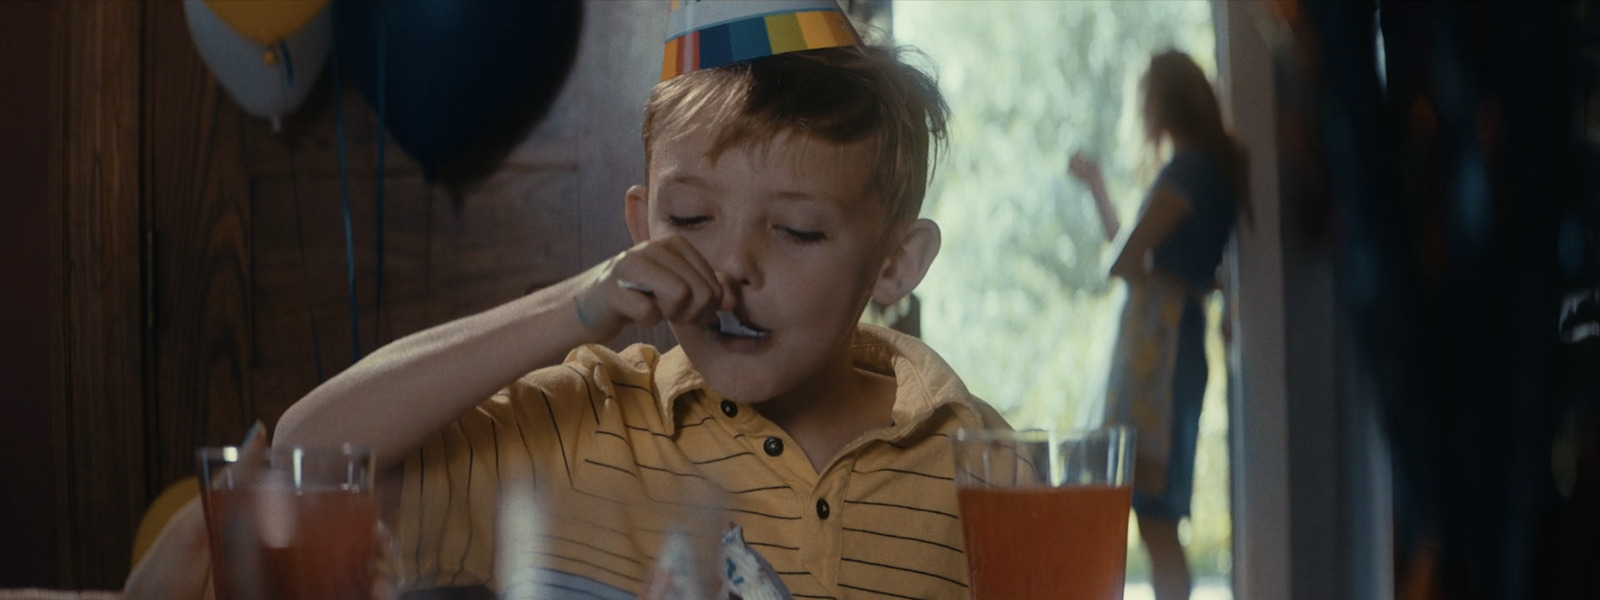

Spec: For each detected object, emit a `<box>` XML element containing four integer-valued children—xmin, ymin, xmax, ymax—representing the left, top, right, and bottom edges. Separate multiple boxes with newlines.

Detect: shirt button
<box><xmin>816</xmin><ymin>498</ymin><xmax>831</xmax><ymax>520</ymax></box>
<box><xmin>763</xmin><ymin>437</ymin><xmax>784</xmax><ymax>456</ymax></box>
<box><xmin>720</xmin><ymin>400</ymin><xmax>738</xmax><ymax>418</ymax></box>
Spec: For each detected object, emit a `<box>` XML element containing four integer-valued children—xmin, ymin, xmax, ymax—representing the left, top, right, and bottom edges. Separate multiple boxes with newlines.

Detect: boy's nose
<box><xmin>711</xmin><ymin>232</ymin><xmax>761</xmax><ymax>293</ymax></box>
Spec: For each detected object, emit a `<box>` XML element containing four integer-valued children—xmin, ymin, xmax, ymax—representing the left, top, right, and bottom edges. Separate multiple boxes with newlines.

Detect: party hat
<box><xmin>662</xmin><ymin>0</ymin><xmax>861</xmax><ymax>81</ymax></box>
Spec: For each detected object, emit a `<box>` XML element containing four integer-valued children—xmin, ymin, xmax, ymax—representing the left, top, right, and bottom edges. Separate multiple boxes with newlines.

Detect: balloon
<box><xmin>204</xmin><ymin>0</ymin><xmax>329</xmax><ymax>46</ymax></box>
<box><xmin>184</xmin><ymin>0</ymin><xmax>332</xmax><ymax>130</ymax></box>
<box><xmin>334</xmin><ymin>0</ymin><xmax>582</xmax><ymax>181</ymax></box>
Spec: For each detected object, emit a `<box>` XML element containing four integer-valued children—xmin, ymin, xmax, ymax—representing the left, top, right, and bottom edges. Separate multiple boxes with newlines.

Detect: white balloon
<box><xmin>183</xmin><ymin>0</ymin><xmax>331</xmax><ymax>130</ymax></box>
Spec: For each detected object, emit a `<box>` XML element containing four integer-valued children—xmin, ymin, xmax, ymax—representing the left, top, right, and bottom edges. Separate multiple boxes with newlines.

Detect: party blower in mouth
<box><xmin>617</xmin><ymin>280</ymin><xmax>767</xmax><ymax>338</ymax></box>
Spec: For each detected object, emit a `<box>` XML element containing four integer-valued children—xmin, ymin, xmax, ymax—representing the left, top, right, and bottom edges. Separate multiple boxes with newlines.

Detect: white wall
<box><xmin>1215</xmin><ymin>5</ymin><xmax>1398</xmax><ymax>599</ymax></box>
<box><xmin>1214</xmin><ymin>3</ymin><xmax>1292</xmax><ymax>599</ymax></box>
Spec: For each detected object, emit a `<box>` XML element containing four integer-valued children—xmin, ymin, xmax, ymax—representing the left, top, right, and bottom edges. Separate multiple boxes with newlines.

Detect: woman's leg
<box><xmin>1140</xmin><ymin>300</ymin><xmax>1207</xmax><ymax>600</ymax></box>
<box><xmin>1138</xmin><ymin>512</ymin><xmax>1192</xmax><ymax>600</ymax></box>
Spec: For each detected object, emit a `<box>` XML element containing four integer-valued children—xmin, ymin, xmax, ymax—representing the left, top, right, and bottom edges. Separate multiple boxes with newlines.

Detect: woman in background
<box><xmin>1069</xmin><ymin>49</ymin><xmax>1250</xmax><ymax>600</ymax></box>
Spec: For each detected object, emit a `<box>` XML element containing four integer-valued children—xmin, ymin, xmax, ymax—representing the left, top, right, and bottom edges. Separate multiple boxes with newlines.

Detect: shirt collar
<box><xmin>652</xmin><ymin>324</ymin><xmax>987</xmax><ymax>436</ymax></box>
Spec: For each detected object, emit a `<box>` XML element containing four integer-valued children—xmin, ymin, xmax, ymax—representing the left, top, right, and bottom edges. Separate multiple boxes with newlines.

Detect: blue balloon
<box><xmin>334</xmin><ymin>0</ymin><xmax>582</xmax><ymax>181</ymax></box>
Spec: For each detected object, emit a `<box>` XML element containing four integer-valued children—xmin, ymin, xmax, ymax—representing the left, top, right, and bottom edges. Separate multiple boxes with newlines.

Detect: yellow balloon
<box><xmin>203</xmin><ymin>0</ymin><xmax>330</xmax><ymax>46</ymax></box>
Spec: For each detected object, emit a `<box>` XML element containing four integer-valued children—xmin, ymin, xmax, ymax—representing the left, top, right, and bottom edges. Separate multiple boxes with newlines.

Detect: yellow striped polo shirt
<box><xmin>396</xmin><ymin>323</ymin><xmax>1010</xmax><ymax>599</ymax></box>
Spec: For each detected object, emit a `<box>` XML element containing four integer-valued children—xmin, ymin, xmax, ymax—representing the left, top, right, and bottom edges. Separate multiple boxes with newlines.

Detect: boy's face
<box><xmin>628</xmin><ymin>128</ymin><xmax>893</xmax><ymax>405</ymax></box>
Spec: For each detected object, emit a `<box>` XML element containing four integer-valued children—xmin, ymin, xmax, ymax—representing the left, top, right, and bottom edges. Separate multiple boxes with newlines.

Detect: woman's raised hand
<box><xmin>1068</xmin><ymin>152</ymin><xmax>1104</xmax><ymax>187</ymax></box>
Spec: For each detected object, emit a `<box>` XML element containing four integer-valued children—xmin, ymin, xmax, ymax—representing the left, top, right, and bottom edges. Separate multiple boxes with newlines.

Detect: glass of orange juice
<box><xmin>197</xmin><ymin>444</ymin><xmax>386</xmax><ymax>600</ymax></box>
<box><xmin>953</xmin><ymin>427</ymin><xmax>1135</xmax><ymax>600</ymax></box>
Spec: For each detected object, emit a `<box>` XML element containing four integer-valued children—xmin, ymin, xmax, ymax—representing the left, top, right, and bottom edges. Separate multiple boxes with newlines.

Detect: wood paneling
<box><xmin>0</xmin><ymin>0</ymin><xmax>60</xmax><ymax>588</ymax></box>
<box><xmin>244</xmin><ymin>167</ymin><xmax>584</xmax><ymax>422</ymax></box>
<box><xmin>223</xmin><ymin>1</ymin><xmax>671</xmax><ymax>426</ymax></box>
<box><xmin>143</xmin><ymin>0</ymin><xmax>255</xmax><ymax>488</ymax></box>
<box><xmin>228</xmin><ymin>31</ymin><xmax>594</xmax><ymax>424</ymax></box>
<box><xmin>50</xmin><ymin>0</ymin><xmax>148</xmax><ymax>588</ymax></box>
<box><xmin>48</xmin><ymin>1</ymin><xmax>663</xmax><ymax>589</ymax></box>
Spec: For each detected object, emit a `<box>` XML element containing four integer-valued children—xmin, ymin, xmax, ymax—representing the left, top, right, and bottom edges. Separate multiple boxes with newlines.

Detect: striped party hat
<box><xmin>662</xmin><ymin>0</ymin><xmax>861</xmax><ymax>81</ymax></box>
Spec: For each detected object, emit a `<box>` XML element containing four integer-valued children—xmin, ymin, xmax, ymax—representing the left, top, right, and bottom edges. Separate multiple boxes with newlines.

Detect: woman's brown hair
<box><xmin>1143</xmin><ymin>50</ymin><xmax>1253</xmax><ymax>228</ymax></box>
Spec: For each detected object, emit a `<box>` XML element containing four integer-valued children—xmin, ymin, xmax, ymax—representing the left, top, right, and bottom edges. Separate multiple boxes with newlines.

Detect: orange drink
<box><xmin>959</xmin><ymin>485</ymin><xmax>1133</xmax><ymax>599</ymax></box>
<box><xmin>953</xmin><ymin>428</ymin><xmax>1135</xmax><ymax>600</ymax></box>
<box><xmin>197</xmin><ymin>445</ymin><xmax>380</xmax><ymax>600</ymax></box>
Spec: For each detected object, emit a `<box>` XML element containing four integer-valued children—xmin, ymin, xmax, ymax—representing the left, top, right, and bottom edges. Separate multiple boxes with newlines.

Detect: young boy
<box><xmin>270</xmin><ymin>6</ymin><xmax>1008</xmax><ymax>600</ymax></box>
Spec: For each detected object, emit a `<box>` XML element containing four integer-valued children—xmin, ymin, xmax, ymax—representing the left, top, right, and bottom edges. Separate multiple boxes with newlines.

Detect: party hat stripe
<box><xmin>764</xmin><ymin>13</ymin><xmax>807</xmax><ymax>55</ymax></box>
<box><xmin>663</xmin><ymin>36</ymin><xmax>681</xmax><ymax>80</ymax></box>
<box><xmin>666</xmin><ymin>0</ymin><xmax>840</xmax><ymax>40</ymax></box>
<box><xmin>697</xmin><ymin>23</ymin><xmax>733</xmax><ymax>70</ymax></box>
<box><xmin>660</xmin><ymin>1</ymin><xmax>860</xmax><ymax>80</ymax></box>
<box><xmin>727</xmin><ymin>16</ymin><xmax>772</xmax><ymax>64</ymax></box>
<box><xmin>661</xmin><ymin>31</ymin><xmax>700</xmax><ymax>79</ymax></box>
<box><xmin>683</xmin><ymin>31</ymin><xmax>700</xmax><ymax>74</ymax></box>
<box><xmin>797</xmin><ymin>10</ymin><xmax>857</xmax><ymax>48</ymax></box>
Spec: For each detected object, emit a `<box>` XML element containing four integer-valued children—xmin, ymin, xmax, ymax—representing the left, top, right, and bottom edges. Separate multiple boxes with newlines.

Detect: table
<box><xmin>0</xmin><ymin>590</ymin><xmax>119</xmax><ymax>600</ymax></box>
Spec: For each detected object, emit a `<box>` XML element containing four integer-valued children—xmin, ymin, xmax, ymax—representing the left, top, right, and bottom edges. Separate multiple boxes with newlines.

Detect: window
<box><xmin>893</xmin><ymin>2</ymin><xmax>1232</xmax><ymax>597</ymax></box>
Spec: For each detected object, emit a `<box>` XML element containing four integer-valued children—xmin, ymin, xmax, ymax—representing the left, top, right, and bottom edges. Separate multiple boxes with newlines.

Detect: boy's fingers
<box><xmin>589</xmin><ymin>237</ymin><xmax>724</xmax><ymax>332</ymax></box>
<box><xmin>639</xmin><ymin>238</ymin><xmax>718</xmax><ymax>298</ymax></box>
<box><xmin>621</xmin><ymin>241</ymin><xmax>722</xmax><ymax>323</ymax></box>
<box><xmin>621</xmin><ymin>289</ymin><xmax>664</xmax><ymax>326</ymax></box>
<box><xmin>658</xmin><ymin>258</ymin><xmax>721</xmax><ymax>322</ymax></box>
<box><xmin>658</xmin><ymin>237</ymin><xmax>725</xmax><ymax>321</ymax></box>
<box><xmin>662</xmin><ymin>236</ymin><xmax>721</xmax><ymax>302</ymax></box>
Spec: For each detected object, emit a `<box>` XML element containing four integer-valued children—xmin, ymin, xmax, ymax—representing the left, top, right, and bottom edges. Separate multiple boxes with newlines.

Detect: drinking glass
<box><xmin>953</xmin><ymin>427</ymin><xmax>1136</xmax><ymax>600</ymax></box>
<box><xmin>197</xmin><ymin>444</ymin><xmax>384</xmax><ymax>600</ymax></box>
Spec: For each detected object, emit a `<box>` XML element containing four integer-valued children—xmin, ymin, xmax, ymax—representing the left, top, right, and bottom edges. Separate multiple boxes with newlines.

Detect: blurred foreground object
<box><xmin>1276</xmin><ymin>1</ymin><xmax>1600</xmax><ymax>598</ymax></box>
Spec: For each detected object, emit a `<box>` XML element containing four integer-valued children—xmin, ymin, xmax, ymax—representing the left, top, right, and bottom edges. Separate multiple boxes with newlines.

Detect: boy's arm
<box><xmin>275</xmin><ymin>234</ymin><xmax>727</xmax><ymax>469</ymax></box>
<box><xmin>274</xmin><ymin>275</ymin><xmax>590</xmax><ymax>468</ymax></box>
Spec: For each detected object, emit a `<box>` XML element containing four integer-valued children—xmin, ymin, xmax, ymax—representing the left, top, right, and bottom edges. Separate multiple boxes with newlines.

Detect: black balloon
<box><xmin>334</xmin><ymin>0</ymin><xmax>582</xmax><ymax>182</ymax></box>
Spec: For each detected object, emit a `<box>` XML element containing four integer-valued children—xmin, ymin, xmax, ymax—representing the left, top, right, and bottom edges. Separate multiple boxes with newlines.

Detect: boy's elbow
<box><xmin>272</xmin><ymin>391</ymin><xmax>324</xmax><ymax>448</ymax></box>
<box><xmin>272</xmin><ymin>405</ymin><xmax>305</xmax><ymax>448</ymax></box>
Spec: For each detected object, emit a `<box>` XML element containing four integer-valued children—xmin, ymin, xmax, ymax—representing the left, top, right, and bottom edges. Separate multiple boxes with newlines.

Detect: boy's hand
<box><xmin>573</xmin><ymin>235</ymin><xmax>728</xmax><ymax>339</ymax></box>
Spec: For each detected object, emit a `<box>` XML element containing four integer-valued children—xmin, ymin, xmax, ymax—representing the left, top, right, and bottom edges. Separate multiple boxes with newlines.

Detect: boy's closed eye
<box><xmin>666</xmin><ymin>215</ymin><xmax>710</xmax><ymax>229</ymax></box>
<box><xmin>779</xmin><ymin>226</ymin><xmax>828</xmax><ymax>244</ymax></box>
<box><xmin>667</xmin><ymin>213</ymin><xmax>829</xmax><ymax>245</ymax></box>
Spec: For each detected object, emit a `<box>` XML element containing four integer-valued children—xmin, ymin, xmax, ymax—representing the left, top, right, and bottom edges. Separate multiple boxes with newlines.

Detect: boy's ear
<box><xmin>872</xmin><ymin>218</ymin><xmax>941</xmax><ymax>305</ymax></box>
<box><xmin>625</xmin><ymin>185</ymin><xmax>651</xmax><ymax>243</ymax></box>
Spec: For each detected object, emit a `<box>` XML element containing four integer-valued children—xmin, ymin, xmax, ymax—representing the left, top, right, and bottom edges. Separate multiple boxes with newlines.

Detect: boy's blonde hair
<box><xmin>643</xmin><ymin>45</ymin><xmax>950</xmax><ymax>229</ymax></box>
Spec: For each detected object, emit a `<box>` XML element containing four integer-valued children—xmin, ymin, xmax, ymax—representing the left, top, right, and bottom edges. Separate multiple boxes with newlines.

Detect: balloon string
<box><xmin>279</xmin><ymin>41</ymin><xmax>295</xmax><ymax>87</ymax></box>
<box><xmin>375</xmin><ymin>21</ymin><xmax>387</xmax><ymax>343</ymax></box>
<box><xmin>271</xmin><ymin>42</ymin><xmax>295</xmax><ymax>134</ymax></box>
<box><xmin>334</xmin><ymin>50</ymin><xmax>363</xmax><ymax>362</ymax></box>
<box><xmin>286</xmin><ymin>131</ymin><xmax>327</xmax><ymax>384</ymax></box>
